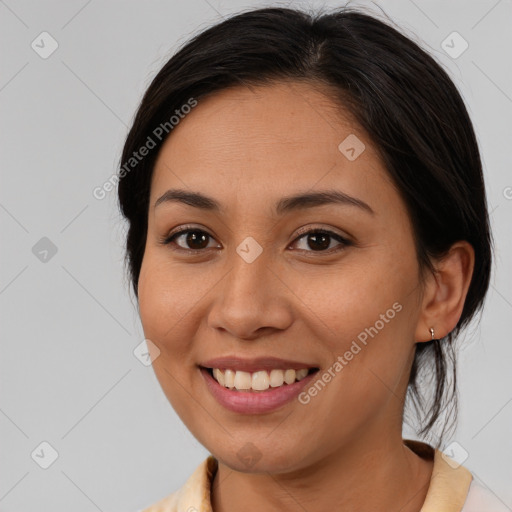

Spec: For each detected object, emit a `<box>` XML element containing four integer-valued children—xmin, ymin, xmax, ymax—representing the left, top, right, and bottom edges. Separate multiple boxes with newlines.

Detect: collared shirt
<box><xmin>139</xmin><ymin>439</ymin><xmax>508</xmax><ymax>512</ymax></box>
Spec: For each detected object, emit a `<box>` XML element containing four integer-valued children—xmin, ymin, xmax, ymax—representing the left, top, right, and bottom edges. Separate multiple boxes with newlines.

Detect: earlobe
<box><xmin>415</xmin><ymin>241</ymin><xmax>475</xmax><ymax>343</ymax></box>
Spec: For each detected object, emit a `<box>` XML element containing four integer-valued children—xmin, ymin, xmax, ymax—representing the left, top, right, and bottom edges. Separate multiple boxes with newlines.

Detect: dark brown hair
<box><xmin>117</xmin><ymin>6</ymin><xmax>493</xmax><ymax>445</ymax></box>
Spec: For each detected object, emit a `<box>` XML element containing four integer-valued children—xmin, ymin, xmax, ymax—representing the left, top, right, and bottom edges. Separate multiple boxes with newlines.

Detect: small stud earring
<box><xmin>430</xmin><ymin>327</ymin><xmax>435</xmax><ymax>340</ymax></box>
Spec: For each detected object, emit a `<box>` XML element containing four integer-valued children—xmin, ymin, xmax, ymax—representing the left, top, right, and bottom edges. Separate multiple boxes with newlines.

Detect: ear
<box><xmin>414</xmin><ymin>241</ymin><xmax>475</xmax><ymax>342</ymax></box>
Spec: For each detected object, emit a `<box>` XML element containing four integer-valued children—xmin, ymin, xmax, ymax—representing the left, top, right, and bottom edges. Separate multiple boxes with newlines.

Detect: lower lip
<box><xmin>200</xmin><ymin>367</ymin><xmax>319</xmax><ymax>414</ymax></box>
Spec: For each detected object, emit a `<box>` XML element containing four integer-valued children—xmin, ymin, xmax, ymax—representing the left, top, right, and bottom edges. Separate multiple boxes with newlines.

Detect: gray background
<box><xmin>1</xmin><ymin>0</ymin><xmax>511</xmax><ymax>511</ymax></box>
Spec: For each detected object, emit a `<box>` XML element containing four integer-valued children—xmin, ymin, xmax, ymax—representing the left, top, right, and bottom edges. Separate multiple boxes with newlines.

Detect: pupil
<box><xmin>187</xmin><ymin>231</ymin><xmax>208</xmax><ymax>249</ymax></box>
<box><xmin>309</xmin><ymin>233</ymin><xmax>329</xmax><ymax>251</ymax></box>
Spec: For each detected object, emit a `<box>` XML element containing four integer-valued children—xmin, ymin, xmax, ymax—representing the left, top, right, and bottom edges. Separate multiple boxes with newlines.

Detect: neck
<box><xmin>211</xmin><ymin>431</ymin><xmax>434</xmax><ymax>512</ymax></box>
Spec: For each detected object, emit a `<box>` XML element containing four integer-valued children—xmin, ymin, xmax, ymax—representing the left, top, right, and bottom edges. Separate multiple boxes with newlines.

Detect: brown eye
<box><xmin>292</xmin><ymin>229</ymin><xmax>351</xmax><ymax>253</ymax></box>
<box><xmin>162</xmin><ymin>229</ymin><xmax>218</xmax><ymax>251</ymax></box>
<box><xmin>160</xmin><ymin>226</ymin><xmax>351</xmax><ymax>255</ymax></box>
<box><xmin>180</xmin><ymin>231</ymin><xmax>210</xmax><ymax>250</ymax></box>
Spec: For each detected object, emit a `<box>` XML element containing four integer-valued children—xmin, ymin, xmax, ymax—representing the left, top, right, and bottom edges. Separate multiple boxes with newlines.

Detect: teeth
<box><xmin>296</xmin><ymin>368</ymin><xmax>309</xmax><ymax>380</ymax></box>
<box><xmin>210</xmin><ymin>368</ymin><xmax>312</xmax><ymax>391</ymax></box>
<box><xmin>224</xmin><ymin>369</ymin><xmax>235</xmax><ymax>388</ymax></box>
<box><xmin>234</xmin><ymin>371</ymin><xmax>251</xmax><ymax>390</ymax></box>
<box><xmin>252</xmin><ymin>370</ymin><xmax>270</xmax><ymax>391</ymax></box>
<box><xmin>284</xmin><ymin>369</ymin><xmax>296</xmax><ymax>384</ymax></box>
<box><xmin>213</xmin><ymin>368</ymin><xmax>225</xmax><ymax>386</ymax></box>
<box><xmin>269</xmin><ymin>369</ymin><xmax>284</xmax><ymax>387</ymax></box>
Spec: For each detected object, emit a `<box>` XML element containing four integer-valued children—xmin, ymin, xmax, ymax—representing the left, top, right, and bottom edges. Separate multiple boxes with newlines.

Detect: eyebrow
<box><xmin>154</xmin><ymin>188</ymin><xmax>374</xmax><ymax>216</ymax></box>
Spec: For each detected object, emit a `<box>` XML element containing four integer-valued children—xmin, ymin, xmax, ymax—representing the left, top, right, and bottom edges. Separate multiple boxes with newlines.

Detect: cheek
<box><xmin>293</xmin><ymin>248</ymin><xmax>415</xmax><ymax>336</ymax></box>
<box><xmin>137</xmin><ymin>252</ymin><xmax>203</xmax><ymax>416</ymax></box>
<box><xmin>137</xmin><ymin>251</ymin><xmax>198</xmax><ymax>359</ymax></box>
<box><xmin>289</xmin><ymin>248</ymin><xmax>418</xmax><ymax>402</ymax></box>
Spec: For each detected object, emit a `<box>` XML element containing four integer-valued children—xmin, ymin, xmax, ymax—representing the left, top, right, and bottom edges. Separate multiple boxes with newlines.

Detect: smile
<box><xmin>208</xmin><ymin>367</ymin><xmax>316</xmax><ymax>391</ymax></box>
<box><xmin>200</xmin><ymin>366</ymin><xmax>320</xmax><ymax>414</ymax></box>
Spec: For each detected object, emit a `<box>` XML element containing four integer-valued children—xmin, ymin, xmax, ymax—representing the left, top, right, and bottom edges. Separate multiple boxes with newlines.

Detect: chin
<box><xmin>211</xmin><ymin>440</ymin><xmax>307</xmax><ymax>474</ymax></box>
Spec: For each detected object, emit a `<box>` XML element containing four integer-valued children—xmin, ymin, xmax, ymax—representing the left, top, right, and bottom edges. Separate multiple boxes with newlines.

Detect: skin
<box><xmin>137</xmin><ymin>81</ymin><xmax>475</xmax><ymax>512</ymax></box>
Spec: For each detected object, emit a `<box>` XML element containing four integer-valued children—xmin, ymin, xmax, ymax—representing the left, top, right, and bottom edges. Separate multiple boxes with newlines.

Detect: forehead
<box><xmin>157</xmin><ymin>81</ymin><xmax>364</xmax><ymax>156</ymax></box>
<box><xmin>150</xmin><ymin>81</ymin><xmax>397</xmax><ymax>217</ymax></box>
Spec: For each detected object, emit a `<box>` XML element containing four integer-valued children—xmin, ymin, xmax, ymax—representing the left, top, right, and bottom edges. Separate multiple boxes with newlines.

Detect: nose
<box><xmin>207</xmin><ymin>248</ymin><xmax>293</xmax><ymax>340</ymax></box>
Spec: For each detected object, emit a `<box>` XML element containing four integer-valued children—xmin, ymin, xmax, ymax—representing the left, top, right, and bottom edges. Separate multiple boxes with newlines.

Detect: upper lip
<box><xmin>199</xmin><ymin>356</ymin><xmax>319</xmax><ymax>373</ymax></box>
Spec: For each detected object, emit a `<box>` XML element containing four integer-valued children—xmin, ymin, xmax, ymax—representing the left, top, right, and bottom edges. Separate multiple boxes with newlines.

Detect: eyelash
<box><xmin>159</xmin><ymin>225</ymin><xmax>352</xmax><ymax>256</ymax></box>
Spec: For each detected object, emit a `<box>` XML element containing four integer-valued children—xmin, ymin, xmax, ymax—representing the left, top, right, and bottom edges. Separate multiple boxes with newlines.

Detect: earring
<box><xmin>430</xmin><ymin>327</ymin><xmax>435</xmax><ymax>340</ymax></box>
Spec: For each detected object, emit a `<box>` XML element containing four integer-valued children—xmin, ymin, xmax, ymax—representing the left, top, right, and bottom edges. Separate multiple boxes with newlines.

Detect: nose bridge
<box><xmin>208</xmin><ymin>239</ymin><xmax>291</xmax><ymax>337</ymax></box>
<box><xmin>223</xmin><ymin>241</ymin><xmax>274</xmax><ymax>307</ymax></box>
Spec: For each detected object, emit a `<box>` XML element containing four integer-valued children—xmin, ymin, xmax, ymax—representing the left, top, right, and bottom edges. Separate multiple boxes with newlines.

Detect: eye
<box><xmin>160</xmin><ymin>226</ymin><xmax>219</xmax><ymax>252</ymax></box>
<box><xmin>290</xmin><ymin>227</ymin><xmax>351</xmax><ymax>254</ymax></box>
<box><xmin>159</xmin><ymin>225</ymin><xmax>352</xmax><ymax>255</ymax></box>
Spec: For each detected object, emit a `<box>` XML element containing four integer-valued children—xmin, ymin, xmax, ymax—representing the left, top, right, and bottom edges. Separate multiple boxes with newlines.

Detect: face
<box><xmin>138</xmin><ymin>81</ymin><xmax>425</xmax><ymax>473</ymax></box>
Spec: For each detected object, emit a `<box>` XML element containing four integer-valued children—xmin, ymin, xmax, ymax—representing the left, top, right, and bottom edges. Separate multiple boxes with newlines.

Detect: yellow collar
<box><xmin>403</xmin><ymin>439</ymin><xmax>473</xmax><ymax>512</ymax></box>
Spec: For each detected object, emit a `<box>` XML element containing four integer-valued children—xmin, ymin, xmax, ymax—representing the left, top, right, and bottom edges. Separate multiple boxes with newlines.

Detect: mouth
<box><xmin>200</xmin><ymin>366</ymin><xmax>320</xmax><ymax>392</ymax></box>
<box><xmin>199</xmin><ymin>365</ymin><xmax>320</xmax><ymax>414</ymax></box>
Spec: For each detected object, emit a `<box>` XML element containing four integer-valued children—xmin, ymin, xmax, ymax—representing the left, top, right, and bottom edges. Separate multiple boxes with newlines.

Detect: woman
<box><xmin>118</xmin><ymin>6</ymin><xmax>504</xmax><ymax>512</ymax></box>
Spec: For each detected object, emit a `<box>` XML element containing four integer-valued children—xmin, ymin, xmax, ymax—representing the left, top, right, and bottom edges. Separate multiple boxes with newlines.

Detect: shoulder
<box><xmin>461</xmin><ymin>479</ymin><xmax>510</xmax><ymax>512</ymax></box>
<box><xmin>136</xmin><ymin>455</ymin><xmax>218</xmax><ymax>512</ymax></box>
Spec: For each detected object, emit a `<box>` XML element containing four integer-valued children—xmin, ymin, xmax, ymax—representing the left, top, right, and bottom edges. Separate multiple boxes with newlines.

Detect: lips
<box><xmin>198</xmin><ymin>356</ymin><xmax>320</xmax><ymax>373</ymax></box>
<box><xmin>200</xmin><ymin>366</ymin><xmax>320</xmax><ymax>413</ymax></box>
